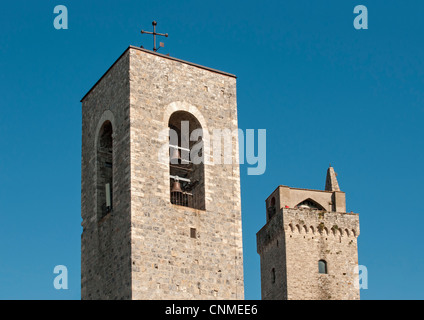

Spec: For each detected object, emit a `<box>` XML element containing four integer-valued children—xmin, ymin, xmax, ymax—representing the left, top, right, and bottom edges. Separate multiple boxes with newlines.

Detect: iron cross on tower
<box><xmin>141</xmin><ymin>21</ymin><xmax>168</xmax><ymax>52</ymax></box>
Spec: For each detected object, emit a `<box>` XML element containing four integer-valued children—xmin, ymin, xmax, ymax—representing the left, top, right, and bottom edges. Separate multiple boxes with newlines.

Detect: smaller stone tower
<box><xmin>256</xmin><ymin>166</ymin><xmax>360</xmax><ymax>300</ymax></box>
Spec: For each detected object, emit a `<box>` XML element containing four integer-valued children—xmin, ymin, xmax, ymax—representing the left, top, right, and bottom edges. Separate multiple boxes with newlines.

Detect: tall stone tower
<box><xmin>81</xmin><ymin>46</ymin><xmax>244</xmax><ymax>300</ymax></box>
<box><xmin>256</xmin><ymin>167</ymin><xmax>360</xmax><ymax>300</ymax></box>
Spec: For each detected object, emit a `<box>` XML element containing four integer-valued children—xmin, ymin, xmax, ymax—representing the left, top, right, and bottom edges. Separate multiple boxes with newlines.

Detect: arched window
<box><xmin>97</xmin><ymin>121</ymin><xmax>113</xmax><ymax>220</ymax></box>
<box><xmin>318</xmin><ymin>260</ymin><xmax>328</xmax><ymax>274</ymax></box>
<box><xmin>168</xmin><ymin>111</ymin><xmax>205</xmax><ymax>210</ymax></box>
<box><xmin>296</xmin><ymin>199</ymin><xmax>326</xmax><ymax>211</ymax></box>
<box><xmin>271</xmin><ymin>268</ymin><xmax>276</xmax><ymax>283</ymax></box>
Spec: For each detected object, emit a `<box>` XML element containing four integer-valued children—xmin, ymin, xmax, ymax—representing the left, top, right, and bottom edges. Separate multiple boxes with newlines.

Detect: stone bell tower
<box><xmin>81</xmin><ymin>46</ymin><xmax>244</xmax><ymax>299</ymax></box>
<box><xmin>256</xmin><ymin>166</ymin><xmax>360</xmax><ymax>300</ymax></box>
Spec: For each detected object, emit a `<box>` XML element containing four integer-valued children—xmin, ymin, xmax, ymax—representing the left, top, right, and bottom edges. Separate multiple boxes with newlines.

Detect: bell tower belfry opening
<box><xmin>97</xmin><ymin>120</ymin><xmax>113</xmax><ymax>220</ymax></box>
<box><xmin>81</xmin><ymin>46</ymin><xmax>244</xmax><ymax>300</ymax></box>
<box><xmin>168</xmin><ymin>111</ymin><xmax>205</xmax><ymax>211</ymax></box>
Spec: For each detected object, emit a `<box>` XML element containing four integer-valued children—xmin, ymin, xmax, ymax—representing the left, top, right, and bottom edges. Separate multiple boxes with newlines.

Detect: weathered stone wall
<box><xmin>257</xmin><ymin>208</ymin><xmax>360</xmax><ymax>300</ymax></box>
<box><xmin>81</xmin><ymin>51</ymin><xmax>132</xmax><ymax>300</ymax></box>
<box><xmin>257</xmin><ymin>212</ymin><xmax>288</xmax><ymax>300</ymax></box>
<box><xmin>129</xmin><ymin>48</ymin><xmax>244</xmax><ymax>300</ymax></box>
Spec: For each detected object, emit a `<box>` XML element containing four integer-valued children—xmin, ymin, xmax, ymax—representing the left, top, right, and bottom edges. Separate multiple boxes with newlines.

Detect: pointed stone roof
<box><xmin>325</xmin><ymin>165</ymin><xmax>341</xmax><ymax>191</ymax></box>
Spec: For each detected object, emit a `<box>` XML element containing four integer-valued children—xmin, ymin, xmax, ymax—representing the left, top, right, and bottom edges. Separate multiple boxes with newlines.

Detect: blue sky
<box><xmin>0</xmin><ymin>0</ymin><xmax>423</xmax><ymax>300</ymax></box>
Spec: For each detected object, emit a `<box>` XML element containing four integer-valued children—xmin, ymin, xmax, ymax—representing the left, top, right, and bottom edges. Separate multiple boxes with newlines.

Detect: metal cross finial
<box><xmin>141</xmin><ymin>21</ymin><xmax>169</xmax><ymax>52</ymax></box>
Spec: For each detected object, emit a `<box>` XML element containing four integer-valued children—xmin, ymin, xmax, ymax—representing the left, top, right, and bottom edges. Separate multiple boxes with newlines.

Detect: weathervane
<box><xmin>141</xmin><ymin>21</ymin><xmax>168</xmax><ymax>52</ymax></box>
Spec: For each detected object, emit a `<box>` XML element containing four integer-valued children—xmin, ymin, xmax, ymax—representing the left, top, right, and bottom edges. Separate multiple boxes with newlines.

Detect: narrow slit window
<box><xmin>190</xmin><ymin>228</ymin><xmax>197</xmax><ymax>239</ymax></box>
<box><xmin>318</xmin><ymin>260</ymin><xmax>328</xmax><ymax>274</ymax></box>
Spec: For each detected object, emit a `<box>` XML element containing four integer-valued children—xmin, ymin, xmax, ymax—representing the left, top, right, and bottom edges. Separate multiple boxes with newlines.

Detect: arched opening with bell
<box><xmin>168</xmin><ymin>111</ymin><xmax>206</xmax><ymax>210</ymax></box>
